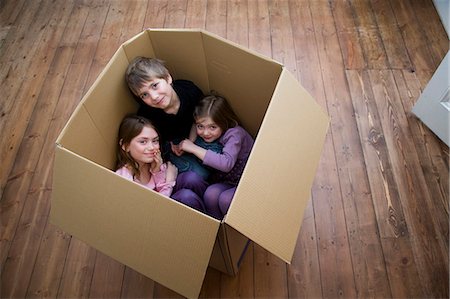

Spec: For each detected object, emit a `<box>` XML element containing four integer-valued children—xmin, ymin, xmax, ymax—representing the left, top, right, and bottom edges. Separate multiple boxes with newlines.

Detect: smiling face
<box><xmin>122</xmin><ymin>125</ymin><xmax>160</xmax><ymax>166</ymax></box>
<box><xmin>136</xmin><ymin>76</ymin><xmax>177</xmax><ymax>112</ymax></box>
<box><xmin>195</xmin><ymin>116</ymin><xmax>223</xmax><ymax>143</ymax></box>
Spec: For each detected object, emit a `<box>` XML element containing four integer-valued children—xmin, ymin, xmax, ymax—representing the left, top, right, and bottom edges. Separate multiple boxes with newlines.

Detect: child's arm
<box><xmin>152</xmin><ymin>163</ymin><xmax>177</xmax><ymax>197</ymax></box>
<box><xmin>177</xmin><ymin>139</ymin><xmax>207</xmax><ymax>160</ymax></box>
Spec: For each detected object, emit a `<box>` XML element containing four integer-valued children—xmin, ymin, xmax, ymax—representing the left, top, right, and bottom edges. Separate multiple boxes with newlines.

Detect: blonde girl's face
<box><xmin>136</xmin><ymin>75</ymin><xmax>174</xmax><ymax>110</ymax></box>
<box><xmin>195</xmin><ymin>116</ymin><xmax>223</xmax><ymax>143</ymax></box>
<box><xmin>123</xmin><ymin>126</ymin><xmax>160</xmax><ymax>165</ymax></box>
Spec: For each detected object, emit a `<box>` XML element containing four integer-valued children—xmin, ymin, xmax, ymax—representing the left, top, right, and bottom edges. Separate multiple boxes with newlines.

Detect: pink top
<box><xmin>115</xmin><ymin>163</ymin><xmax>176</xmax><ymax>197</ymax></box>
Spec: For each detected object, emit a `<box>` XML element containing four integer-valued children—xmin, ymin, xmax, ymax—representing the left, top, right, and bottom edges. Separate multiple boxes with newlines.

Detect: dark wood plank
<box><xmin>346</xmin><ymin>69</ymin><xmax>422</xmax><ymax>297</ymax></box>
<box><xmin>349</xmin><ymin>0</ymin><xmax>389</xmax><ymax>69</ymax></box>
<box><xmin>121</xmin><ymin>266</ymin><xmax>155</xmax><ymax>298</ymax></box>
<box><xmin>0</xmin><ymin>0</ymin><xmax>50</xmax><ymax>197</ymax></box>
<box><xmin>368</xmin><ymin>69</ymin><xmax>449</xmax><ymax>298</ymax></box>
<box><xmin>311</xmin><ymin>1</ymin><xmax>393</xmax><ymax>298</ymax></box>
<box><xmin>51</xmin><ymin>1</ymin><xmax>112</xmax><ymax>296</ymax></box>
<box><xmin>389</xmin><ymin>0</ymin><xmax>437</xmax><ymax>71</ymax></box>
<box><xmin>330</xmin><ymin>0</ymin><xmax>366</xmax><ymax>70</ymax></box>
<box><xmin>369</xmin><ymin>0</ymin><xmax>413</xmax><ymax>70</ymax></box>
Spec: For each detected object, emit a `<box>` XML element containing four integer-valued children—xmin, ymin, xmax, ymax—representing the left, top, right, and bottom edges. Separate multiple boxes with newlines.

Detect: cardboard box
<box><xmin>50</xmin><ymin>29</ymin><xmax>329</xmax><ymax>298</ymax></box>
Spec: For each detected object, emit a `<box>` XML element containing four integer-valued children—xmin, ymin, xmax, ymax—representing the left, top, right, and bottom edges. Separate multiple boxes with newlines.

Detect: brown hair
<box><xmin>193</xmin><ymin>95</ymin><xmax>239</xmax><ymax>132</ymax></box>
<box><xmin>125</xmin><ymin>56</ymin><xmax>170</xmax><ymax>97</ymax></box>
<box><xmin>116</xmin><ymin>114</ymin><xmax>159</xmax><ymax>179</ymax></box>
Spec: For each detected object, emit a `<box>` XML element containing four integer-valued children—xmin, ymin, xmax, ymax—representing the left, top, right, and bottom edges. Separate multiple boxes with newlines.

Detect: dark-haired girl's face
<box><xmin>195</xmin><ymin>117</ymin><xmax>223</xmax><ymax>143</ymax></box>
<box><xmin>122</xmin><ymin>126</ymin><xmax>160</xmax><ymax>166</ymax></box>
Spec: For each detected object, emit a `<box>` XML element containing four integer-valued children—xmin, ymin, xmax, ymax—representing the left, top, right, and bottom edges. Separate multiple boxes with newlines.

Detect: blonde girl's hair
<box><xmin>116</xmin><ymin>114</ymin><xmax>159</xmax><ymax>179</ymax></box>
<box><xmin>193</xmin><ymin>95</ymin><xmax>240</xmax><ymax>132</ymax></box>
<box><xmin>125</xmin><ymin>56</ymin><xmax>170</xmax><ymax>97</ymax></box>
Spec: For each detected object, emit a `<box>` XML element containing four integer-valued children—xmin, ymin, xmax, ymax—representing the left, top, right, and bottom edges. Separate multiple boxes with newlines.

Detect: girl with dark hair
<box><xmin>173</xmin><ymin>95</ymin><xmax>254</xmax><ymax>219</ymax></box>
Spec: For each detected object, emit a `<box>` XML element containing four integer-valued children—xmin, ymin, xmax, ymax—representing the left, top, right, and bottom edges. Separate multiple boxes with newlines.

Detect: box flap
<box><xmin>225</xmin><ymin>69</ymin><xmax>329</xmax><ymax>262</ymax></box>
<box><xmin>50</xmin><ymin>147</ymin><xmax>220</xmax><ymax>299</ymax></box>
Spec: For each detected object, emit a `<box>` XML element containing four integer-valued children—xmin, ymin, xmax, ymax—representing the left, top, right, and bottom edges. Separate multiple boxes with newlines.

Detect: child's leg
<box><xmin>174</xmin><ymin>171</ymin><xmax>208</xmax><ymax>197</ymax></box>
<box><xmin>218</xmin><ymin>187</ymin><xmax>237</xmax><ymax>216</ymax></box>
<box><xmin>204</xmin><ymin>183</ymin><xmax>232</xmax><ymax>220</ymax></box>
<box><xmin>171</xmin><ymin>188</ymin><xmax>205</xmax><ymax>212</ymax></box>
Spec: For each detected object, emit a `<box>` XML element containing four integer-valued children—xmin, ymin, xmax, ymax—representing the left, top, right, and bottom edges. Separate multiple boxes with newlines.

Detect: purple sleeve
<box><xmin>203</xmin><ymin>129</ymin><xmax>243</xmax><ymax>172</ymax></box>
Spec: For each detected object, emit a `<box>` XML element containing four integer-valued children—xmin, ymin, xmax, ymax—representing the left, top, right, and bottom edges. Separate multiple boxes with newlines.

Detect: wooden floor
<box><xmin>1</xmin><ymin>0</ymin><xmax>448</xmax><ymax>298</ymax></box>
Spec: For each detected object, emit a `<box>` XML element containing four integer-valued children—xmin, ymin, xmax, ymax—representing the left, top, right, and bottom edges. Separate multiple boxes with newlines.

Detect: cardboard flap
<box><xmin>225</xmin><ymin>69</ymin><xmax>329</xmax><ymax>262</ymax></box>
<box><xmin>50</xmin><ymin>147</ymin><xmax>220</xmax><ymax>299</ymax></box>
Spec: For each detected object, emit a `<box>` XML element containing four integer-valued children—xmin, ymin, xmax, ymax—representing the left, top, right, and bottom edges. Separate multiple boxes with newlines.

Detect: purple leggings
<box><xmin>203</xmin><ymin>183</ymin><xmax>236</xmax><ymax>220</ymax></box>
<box><xmin>171</xmin><ymin>171</ymin><xmax>208</xmax><ymax>212</ymax></box>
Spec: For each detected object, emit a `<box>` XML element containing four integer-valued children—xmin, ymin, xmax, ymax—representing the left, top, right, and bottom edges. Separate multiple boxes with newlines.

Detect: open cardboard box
<box><xmin>50</xmin><ymin>29</ymin><xmax>329</xmax><ymax>298</ymax></box>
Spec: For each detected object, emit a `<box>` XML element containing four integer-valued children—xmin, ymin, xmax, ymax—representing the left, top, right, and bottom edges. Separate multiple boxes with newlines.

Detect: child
<box><xmin>125</xmin><ymin>57</ymin><xmax>207</xmax><ymax>211</ymax></box>
<box><xmin>174</xmin><ymin>95</ymin><xmax>255</xmax><ymax>219</ymax></box>
<box><xmin>115</xmin><ymin>115</ymin><xmax>204</xmax><ymax>212</ymax></box>
<box><xmin>115</xmin><ymin>114</ymin><xmax>177</xmax><ymax>197</ymax></box>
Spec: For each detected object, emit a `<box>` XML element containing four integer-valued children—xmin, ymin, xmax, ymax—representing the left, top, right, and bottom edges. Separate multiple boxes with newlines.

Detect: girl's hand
<box><xmin>166</xmin><ymin>162</ymin><xmax>178</xmax><ymax>182</ymax></box>
<box><xmin>171</xmin><ymin>142</ymin><xmax>184</xmax><ymax>156</ymax></box>
<box><xmin>150</xmin><ymin>149</ymin><xmax>163</xmax><ymax>173</ymax></box>
<box><xmin>178</xmin><ymin>139</ymin><xmax>195</xmax><ymax>153</ymax></box>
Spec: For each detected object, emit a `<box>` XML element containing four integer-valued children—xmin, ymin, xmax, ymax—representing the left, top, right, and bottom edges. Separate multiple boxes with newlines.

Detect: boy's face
<box><xmin>136</xmin><ymin>75</ymin><xmax>175</xmax><ymax>110</ymax></box>
<box><xmin>195</xmin><ymin>116</ymin><xmax>223</xmax><ymax>143</ymax></box>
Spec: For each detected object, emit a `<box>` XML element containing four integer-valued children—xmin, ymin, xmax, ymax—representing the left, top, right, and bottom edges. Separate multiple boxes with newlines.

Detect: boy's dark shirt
<box><xmin>137</xmin><ymin>80</ymin><xmax>204</xmax><ymax>145</ymax></box>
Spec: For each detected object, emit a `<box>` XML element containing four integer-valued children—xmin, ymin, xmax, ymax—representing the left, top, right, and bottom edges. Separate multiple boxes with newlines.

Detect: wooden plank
<box><xmin>330</xmin><ymin>0</ymin><xmax>366</xmax><ymax>70</ymax></box>
<box><xmin>402</xmin><ymin>69</ymin><xmax>449</xmax><ymax>216</ymax></box>
<box><xmin>219</xmin><ymin>243</ymin><xmax>255</xmax><ymax>298</ymax></box>
<box><xmin>205</xmin><ymin>0</ymin><xmax>226</xmax><ymax>38</ymax></box>
<box><xmin>268</xmin><ymin>0</ymin><xmax>296</xmax><ymax>75</ymax></box>
<box><xmin>408</xmin><ymin>0</ymin><xmax>449</xmax><ymax>64</ymax></box>
<box><xmin>0</xmin><ymin>0</ymin><xmax>27</xmax><ymax>27</ymax></box>
<box><xmin>368</xmin><ymin>69</ymin><xmax>449</xmax><ymax>298</ymax></box>
<box><xmin>52</xmin><ymin>1</ymin><xmax>112</xmax><ymax>297</ymax></box>
<box><xmin>57</xmin><ymin>239</ymin><xmax>98</xmax><ymax>297</ymax></box>
<box><xmin>286</xmin><ymin>1</ymin><xmax>326</xmax><ymax>297</ymax></box>
<box><xmin>121</xmin><ymin>266</ymin><xmax>155</xmax><ymax>298</ymax></box>
<box><xmin>248</xmin><ymin>0</ymin><xmax>271</xmax><ymax>58</ymax></box>
<box><xmin>393</xmin><ymin>69</ymin><xmax>449</xmax><ymax>239</ymax></box>
<box><xmin>143</xmin><ymin>0</ymin><xmax>168</xmax><ymax>29</ymax></box>
<box><xmin>369</xmin><ymin>0</ymin><xmax>413</xmax><ymax>70</ymax></box>
<box><xmin>164</xmin><ymin>0</ymin><xmax>187</xmax><ymax>28</ymax></box>
<box><xmin>198</xmin><ymin>267</ymin><xmax>221</xmax><ymax>298</ymax></box>
<box><xmin>226</xmin><ymin>0</ymin><xmax>248</xmax><ymax>47</ymax></box>
<box><xmin>0</xmin><ymin>0</ymin><xmax>77</xmax><ymax>279</ymax></box>
<box><xmin>185</xmin><ymin>0</ymin><xmax>207</xmax><ymax>29</ymax></box>
<box><xmin>346</xmin><ymin>69</ymin><xmax>422</xmax><ymax>297</ymax></box>
<box><xmin>0</xmin><ymin>0</ymin><xmax>51</xmax><ymax>197</ymax></box>
<box><xmin>89</xmin><ymin>252</ymin><xmax>125</xmax><ymax>298</ymax></box>
<box><xmin>349</xmin><ymin>0</ymin><xmax>389</xmax><ymax>69</ymax></box>
<box><xmin>310</xmin><ymin>1</ymin><xmax>393</xmax><ymax>298</ymax></box>
<box><xmin>389</xmin><ymin>0</ymin><xmax>437</xmax><ymax>71</ymax></box>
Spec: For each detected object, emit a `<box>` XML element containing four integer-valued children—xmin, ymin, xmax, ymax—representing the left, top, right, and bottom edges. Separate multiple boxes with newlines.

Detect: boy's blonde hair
<box><xmin>125</xmin><ymin>56</ymin><xmax>170</xmax><ymax>96</ymax></box>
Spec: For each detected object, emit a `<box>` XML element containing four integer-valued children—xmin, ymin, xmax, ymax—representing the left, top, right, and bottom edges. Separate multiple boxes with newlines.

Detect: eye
<box><xmin>140</xmin><ymin>92</ymin><xmax>149</xmax><ymax>100</ymax></box>
<box><xmin>139</xmin><ymin>140</ymin><xmax>147</xmax><ymax>145</ymax></box>
<box><xmin>151</xmin><ymin>82</ymin><xmax>159</xmax><ymax>90</ymax></box>
<box><xmin>196</xmin><ymin>124</ymin><xmax>204</xmax><ymax>130</ymax></box>
<box><xmin>152</xmin><ymin>138</ymin><xmax>159</xmax><ymax>145</ymax></box>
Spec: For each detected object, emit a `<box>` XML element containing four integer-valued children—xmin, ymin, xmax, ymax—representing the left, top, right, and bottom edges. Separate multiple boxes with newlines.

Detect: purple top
<box><xmin>203</xmin><ymin>126</ymin><xmax>254</xmax><ymax>185</ymax></box>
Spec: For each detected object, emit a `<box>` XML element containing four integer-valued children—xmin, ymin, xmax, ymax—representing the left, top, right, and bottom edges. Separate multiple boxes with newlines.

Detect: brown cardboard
<box><xmin>50</xmin><ymin>28</ymin><xmax>329</xmax><ymax>298</ymax></box>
